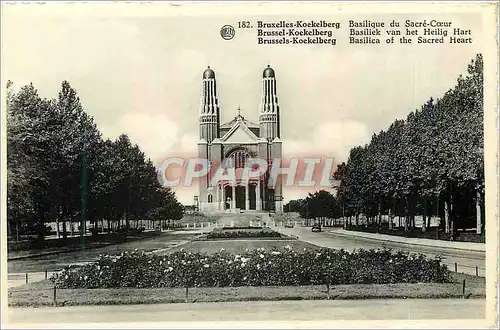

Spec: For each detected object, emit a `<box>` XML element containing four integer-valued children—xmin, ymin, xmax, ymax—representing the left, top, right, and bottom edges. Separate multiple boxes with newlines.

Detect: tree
<box><xmin>332</xmin><ymin>162</ymin><xmax>347</xmax><ymax>224</ymax></box>
<box><xmin>6</xmin><ymin>81</ymin><xmax>185</xmax><ymax>245</ymax></box>
<box><xmin>148</xmin><ymin>187</ymin><xmax>185</xmax><ymax>229</ymax></box>
<box><xmin>7</xmin><ymin>82</ymin><xmax>56</xmax><ymax>243</ymax></box>
<box><xmin>337</xmin><ymin>54</ymin><xmax>484</xmax><ymax>239</ymax></box>
<box><xmin>6</xmin><ymin>81</ymin><xmax>37</xmax><ymax>239</ymax></box>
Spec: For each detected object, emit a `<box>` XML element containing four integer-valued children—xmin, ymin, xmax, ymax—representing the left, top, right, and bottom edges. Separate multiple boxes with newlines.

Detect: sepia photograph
<box><xmin>1</xmin><ymin>1</ymin><xmax>498</xmax><ymax>328</ymax></box>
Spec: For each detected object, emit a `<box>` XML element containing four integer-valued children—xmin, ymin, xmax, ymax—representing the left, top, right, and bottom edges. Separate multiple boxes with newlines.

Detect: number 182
<box><xmin>238</xmin><ymin>21</ymin><xmax>251</xmax><ymax>28</ymax></box>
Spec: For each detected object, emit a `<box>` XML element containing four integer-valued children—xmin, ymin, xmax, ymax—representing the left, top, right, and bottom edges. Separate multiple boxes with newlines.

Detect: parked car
<box><xmin>284</xmin><ymin>223</ymin><xmax>294</xmax><ymax>228</ymax></box>
<box><xmin>311</xmin><ymin>224</ymin><xmax>322</xmax><ymax>232</ymax></box>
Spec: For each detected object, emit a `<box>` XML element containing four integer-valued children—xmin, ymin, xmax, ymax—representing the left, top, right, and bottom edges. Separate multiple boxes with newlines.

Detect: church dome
<box><xmin>203</xmin><ymin>66</ymin><xmax>215</xmax><ymax>79</ymax></box>
<box><xmin>263</xmin><ymin>65</ymin><xmax>275</xmax><ymax>78</ymax></box>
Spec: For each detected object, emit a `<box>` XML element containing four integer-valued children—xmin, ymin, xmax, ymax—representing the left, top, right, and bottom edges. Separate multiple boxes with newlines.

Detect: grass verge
<box><xmin>8</xmin><ymin>273</ymin><xmax>484</xmax><ymax>308</ymax></box>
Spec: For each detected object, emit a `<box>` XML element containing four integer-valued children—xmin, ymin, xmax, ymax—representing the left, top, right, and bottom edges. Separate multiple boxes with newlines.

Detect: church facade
<box><xmin>197</xmin><ymin>65</ymin><xmax>283</xmax><ymax>213</ymax></box>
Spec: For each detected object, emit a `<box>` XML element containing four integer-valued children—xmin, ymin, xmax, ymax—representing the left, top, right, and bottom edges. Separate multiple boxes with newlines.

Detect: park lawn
<box><xmin>158</xmin><ymin>239</ymin><xmax>317</xmax><ymax>255</ymax></box>
<box><xmin>8</xmin><ymin>273</ymin><xmax>485</xmax><ymax>307</ymax></box>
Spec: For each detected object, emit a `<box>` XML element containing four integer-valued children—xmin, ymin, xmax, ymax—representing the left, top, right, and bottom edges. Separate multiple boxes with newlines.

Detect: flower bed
<box><xmin>206</xmin><ymin>230</ymin><xmax>282</xmax><ymax>239</ymax></box>
<box><xmin>51</xmin><ymin>247</ymin><xmax>452</xmax><ymax>289</ymax></box>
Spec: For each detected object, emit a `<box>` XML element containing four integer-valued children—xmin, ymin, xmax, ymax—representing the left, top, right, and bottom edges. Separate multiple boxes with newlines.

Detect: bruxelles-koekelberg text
<box><xmin>257</xmin><ymin>20</ymin><xmax>340</xmax><ymax>29</ymax></box>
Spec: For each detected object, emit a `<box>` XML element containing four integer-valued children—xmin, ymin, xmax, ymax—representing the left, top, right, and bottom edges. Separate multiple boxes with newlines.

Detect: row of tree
<box><xmin>334</xmin><ymin>54</ymin><xmax>484</xmax><ymax>234</ymax></box>
<box><xmin>284</xmin><ymin>190</ymin><xmax>339</xmax><ymax>223</ymax></box>
<box><xmin>7</xmin><ymin>81</ymin><xmax>184</xmax><ymax>243</ymax></box>
<box><xmin>285</xmin><ymin>54</ymin><xmax>484</xmax><ymax>235</ymax></box>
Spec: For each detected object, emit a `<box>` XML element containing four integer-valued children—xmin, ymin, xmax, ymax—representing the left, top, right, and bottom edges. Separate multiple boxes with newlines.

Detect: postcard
<box><xmin>1</xmin><ymin>1</ymin><xmax>498</xmax><ymax>328</ymax></box>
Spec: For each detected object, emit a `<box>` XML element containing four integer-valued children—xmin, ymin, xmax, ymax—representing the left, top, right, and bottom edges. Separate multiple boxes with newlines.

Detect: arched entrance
<box><xmin>224</xmin><ymin>185</ymin><xmax>232</xmax><ymax>210</ymax></box>
<box><xmin>236</xmin><ymin>186</ymin><xmax>245</xmax><ymax>209</ymax></box>
<box><xmin>219</xmin><ymin>180</ymin><xmax>262</xmax><ymax>211</ymax></box>
<box><xmin>249</xmin><ymin>183</ymin><xmax>257</xmax><ymax>210</ymax></box>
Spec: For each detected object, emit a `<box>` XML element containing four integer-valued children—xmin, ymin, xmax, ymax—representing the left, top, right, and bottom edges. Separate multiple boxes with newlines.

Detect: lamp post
<box><xmin>194</xmin><ymin>196</ymin><xmax>199</xmax><ymax>212</ymax></box>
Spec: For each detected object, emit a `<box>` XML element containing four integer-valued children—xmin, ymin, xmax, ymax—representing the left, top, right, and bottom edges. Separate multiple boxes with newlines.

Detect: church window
<box><xmin>208</xmin><ymin>194</ymin><xmax>213</xmax><ymax>203</ymax></box>
<box><xmin>226</xmin><ymin>148</ymin><xmax>251</xmax><ymax>169</ymax></box>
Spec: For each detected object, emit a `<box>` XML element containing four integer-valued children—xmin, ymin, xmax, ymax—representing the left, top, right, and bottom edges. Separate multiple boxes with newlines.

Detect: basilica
<box><xmin>197</xmin><ymin>65</ymin><xmax>283</xmax><ymax>213</ymax></box>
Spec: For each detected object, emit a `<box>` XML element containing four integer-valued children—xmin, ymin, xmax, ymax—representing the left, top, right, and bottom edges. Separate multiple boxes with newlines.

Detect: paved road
<box><xmin>276</xmin><ymin>226</ymin><xmax>485</xmax><ymax>276</ymax></box>
<box><xmin>7</xmin><ymin>231</ymin><xmax>198</xmax><ymax>274</ymax></box>
<box><xmin>6</xmin><ymin>299</ymin><xmax>486</xmax><ymax>325</ymax></box>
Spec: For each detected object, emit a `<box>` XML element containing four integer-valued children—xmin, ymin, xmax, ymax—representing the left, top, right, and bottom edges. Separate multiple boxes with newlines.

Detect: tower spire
<box><xmin>259</xmin><ymin>64</ymin><xmax>280</xmax><ymax>141</ymax></box>
<box><xmin>199</xmin><ymin>66</ymin><xmax>220</xmax><ymax>142</ymax></box>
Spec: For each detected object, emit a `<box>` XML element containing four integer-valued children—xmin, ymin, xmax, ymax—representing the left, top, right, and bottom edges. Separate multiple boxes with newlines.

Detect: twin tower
<box><xmin>199</xmin><ymin>65</ymin><xmax>281</xmax><ymax>143</ymax></box>
<box><xmin>197</xmin><ymin>65</ymin><xmax>283</xmax><ymax>213</ymax></box>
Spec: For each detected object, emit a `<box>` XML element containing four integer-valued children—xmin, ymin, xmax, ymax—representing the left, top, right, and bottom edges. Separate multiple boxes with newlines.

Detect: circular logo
<box><xmin>220</xmin><ymin>25</ymin><xmax>235</xmax><ymax>40</ymax></box>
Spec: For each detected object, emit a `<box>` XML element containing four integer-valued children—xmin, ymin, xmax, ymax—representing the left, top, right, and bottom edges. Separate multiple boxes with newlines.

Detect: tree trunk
<box><xmin>342</xmin><ymin>204</ymin><xmax>345</xmax><ymax>226</ymax></box>
<box><xmin>406</xmin><ymin>197</ymin><xmax>411</xmax><ymax>230</ymax></box>
<box><xmin>388</xmin><ymin>206</ymin><xmax>393</xmax><ymax>230</ymax></box>
<box><xmin>62</xmin><ymin>220</ymin><xmax>68</xmax><ymax>239</ymax></box>
<box><xmin>56</xmin><ymin>218</ymin><xmax>60</xmax><ymax>238</ymax></box>
<box><xmin>450</xmin><ymin>194</ymin><xmax>454</xmax><ymax>238</ymax></box>
<box><xmin>36</xmin><ymin>218</ymin><xmax>46</xmax><ymax>247</ymax></box>
<box><xmin>377</xmin><ymin>199</ymin><xmax>382</xmax><ymax>229</ymax></box>
<box><xmin>410</xmin><ymin>196</ymin><xmax>416</xmax><ymax>229</ymax></box>
<box><xmin>422</xmin><ymin>198</ymin><xmax>427</xmax><ymax>232</ymax></box>
<box><xmin>476</xmin><ymin>188</ymin><xmax>482</xmax><ymax>234</ymax></box>
<box><xmin>426</xmin><ymin>203</ymin><xmax>431</xmax><ymax>229</ymax></box>
<box><xmin>444</xmin><ymin>200</ymin><xmax>449</xmax><ymax>234</ymax></box>
<box><xmin>444</xmin><ymin>197</ymin><xmax>451</xmax><ymax>234</ymax></box>
<box><xmin>7</xmin><ymin>221</ymin><xmax>11</xmax><ymax>239</ymax></box>
<box><xmin>404</xmin><ymin>197</ymin><xmax>409</xmax><ymax>233</ymax></box>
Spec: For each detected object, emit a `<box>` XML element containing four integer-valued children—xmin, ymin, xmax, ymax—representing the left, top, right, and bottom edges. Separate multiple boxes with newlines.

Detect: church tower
<box><xmin>258</xmin><ymin>65</ymin><xmax>283</xmax><ymax>213</ymax></box>
<box><xmin>198</xmin><ymin>66</ymin><xmax>220</xmax><ymax>211</ymax></box>
<box><xmin>199</xmin><ymin>66</ymin><xmax>220</xmax><ymax>142</ymax></box>
<box><xmin>259</xmin><ymin>65</ymin><xmax>280</xmax><ymax>141</ymax></box>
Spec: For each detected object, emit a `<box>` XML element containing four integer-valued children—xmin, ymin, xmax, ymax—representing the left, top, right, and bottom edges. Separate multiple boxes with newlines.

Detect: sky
<box><xmin>1</xmin><ymin>3</ymin><xmax>484</xmax><ymax>204</ymax></box>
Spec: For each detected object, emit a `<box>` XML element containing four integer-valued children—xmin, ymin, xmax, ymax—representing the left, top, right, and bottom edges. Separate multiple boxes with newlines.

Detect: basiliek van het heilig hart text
<box><xmin>247</xmin><ymin>19</ymin><xmax>474</xmax><ymax>46</ymax></box>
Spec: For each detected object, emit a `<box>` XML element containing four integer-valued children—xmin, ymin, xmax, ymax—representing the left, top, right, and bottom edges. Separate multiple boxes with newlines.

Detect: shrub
<box><xmin>51</xmin><ymin>247</ymin><xmax>452</xmax><ymax>289</ymax></box>
<box><xmin>206</xmin><ymin>230</ymin><xmax>282</xmax><ymax>239</ymax></box>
